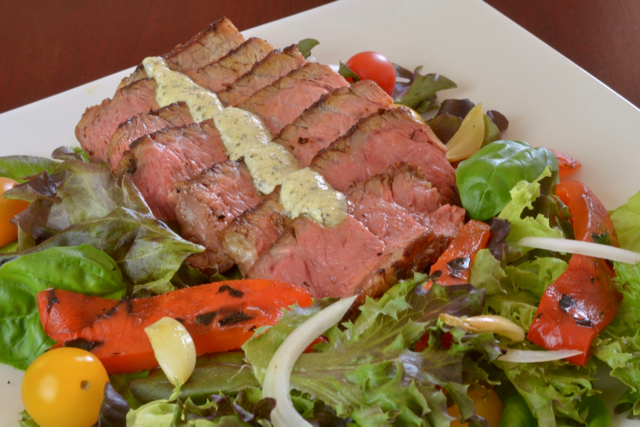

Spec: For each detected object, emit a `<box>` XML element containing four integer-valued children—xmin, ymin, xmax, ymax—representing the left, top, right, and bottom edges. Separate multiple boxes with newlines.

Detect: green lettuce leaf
<box><xmin>243</xmin><ymin>276</ymin><xmax>501</xmax><ymax>426</ymax></box>
<box><xmin>470</xmin><ymin>248</ymin><xmax>565</xmax><ymax>331</ymax></box>
<box><xmin>504</xmin><ymin>256</ymin><xmax>567</xmax><ymax>299</ymax></box>
<box><xmin>130</xmin><ymin>352</ymin><xmax>260</xmax><ymax>404</ymax></box>
<box><xmin>393</xmin><ymin>66</ymin><xmax>457</xmax><ymax>113</ymax></box>
<box><xmin>0</xmin><ymin>207</ymin><xmax>202</xmax><ymax>294</ymax></box>
<box><xmin>495</xmin><ymin>354</ymin><xmax>596</xmax><ymax>426</ymax></box>
<box><xmin>125</xmin><ymin>393</ymin><xmax>275</xmax><ymax>426</ymax></box>
<box><xmin>0</xmin><ymin>155</ymin><xmax>59</xmax><ymax>183</ymax></box>
<box><xmin>498</xmin><ymin>168</ymin><xmax>563</xmax><ymax>242</ymax></box>
<box><xmin>593</xmin><ymin>262</ymin><xmax>640</xmax><ymax>416</ymax></box>
<box><xmin>610</xmin><ymin>190</ymin><xmax>640</xmax><ymax>252</ymax></box>
<box><xmin>0</xmin><ymin>245</ymin><xmax>125</xmax><ymax>369</ymax></box>
<box><xmin>2</xmin><ymin>158</ymin><xmax>202</xmax><ymax>294</ymax></box>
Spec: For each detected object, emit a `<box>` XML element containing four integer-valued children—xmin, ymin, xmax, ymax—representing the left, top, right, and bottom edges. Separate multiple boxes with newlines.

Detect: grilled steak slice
<box><xmin>220</xmin><ymin>190</ymin><xmax>290</xmax><ymax>275</ymax></box>
<box><xmin>379</xmin><ymin>164</ymin><xmax>465</xmax><ymax>245</ymax></box>
<box><xmin>382</xmin><ymin>163</ymin><xmax>445</xmax><ymax>215</ymax></box>
<box><xmin>107</xmin><ymin>39</ymin><xmax>273</xmax><ymax>170</ymax></box>
<box><xmin>116</xmin><ymin>120</ymin><xmax>228</xmax><ymax>222</ymax></box>
<box><xmin>247</xmin><ymin>215</ymin><xmax>386</xmax><ymax>299</ymax></box>
<box><xmin>310</xmin><ymin>107</ymin><xmax>459</xmax><ymax>205</ymax></box>
<box><xmin>274</xmin><ymin>80</ymin><xmax>393</xmax><ymax>166</ymax></box>
<box><xmin>185</xmin><ymin>38</ymin><xmax>274</xmax><ymax>93</ymax></box>
<box><xmin>107</xmin><ymin>102</ymin><xmax>193</xmax><ymax>170</ymax></box>
<box><xmin>217</xmin><ymin>45</ymin><xmax>306</xmax><ymax>107</ymax></box>
<box><xmin>119</xmin><ymin>17</ymin><xmax>245</xmax><ymax>89</ymax></box>
<box><xmin>240</xmin><ymin>63</ymin><xmax>349</xmax><ymax>136</ymax></box>
<box><xmin>76</xmin><ymin>78</ymin><xmax>160</xmax><ymax>163</ymax></box>
<box><xmin>170</xmin><ymin>160</ymin><xmax>262</xmax><ymax>274</ymax></box>
<box><xmin>348</xmin><ymin>163</ymin><xmax>464</xmax><ymax>274</ymax></box>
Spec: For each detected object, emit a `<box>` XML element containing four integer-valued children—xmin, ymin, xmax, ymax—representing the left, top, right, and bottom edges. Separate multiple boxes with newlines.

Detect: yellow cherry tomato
<box><xmin>0</xmin><ymin>177</ymin><xmax>29</xmax><ymax>247</ymax></box>
<box><xmin>21</xmin><ymin>348</ymin><xmax>110</xmax><ymax>427</ymax></box>
<box><xmin>448</xmin><ymin>386</ymin><xmax>503</xmax><ymax>426</ymax></box>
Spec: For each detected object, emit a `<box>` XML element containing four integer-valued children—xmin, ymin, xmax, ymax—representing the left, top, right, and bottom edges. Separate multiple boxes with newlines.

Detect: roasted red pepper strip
<box><xmin>37</xmin><ymin>280</ymin><xmax>313</xmax><ymax>373</ymax></box>
<box><xmin>527</xmin><ymin>181</ymin><xmax>623</xmax><ymax>365</ymax></box>
<box><xmin>425</xmin><ymin>219</ymin><xmax>491</xmax><ymax>288</ymax></box>
<box><xmin>548</xmin><ymin>148</ymin><xmax>581</xmax><ymax>178</ymax></box>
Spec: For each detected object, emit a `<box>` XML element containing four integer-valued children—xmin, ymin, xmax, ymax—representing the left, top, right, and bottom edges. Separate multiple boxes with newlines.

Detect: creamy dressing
<box><xmin>143</xmin><ymin>56</ymin><xmax>347</xmax><ymax>227</ymax></box>
<box><xmin>142</xmin><ymin>57</ymin><xmax>223</xmax><ymax>122</ymax></box>
<box><xmin>280</xmin><ymin>169</ymin><xmax>347</xmax><ymax>227</ymax></box>
<box><xmin>213</xmin><ymin>108</ymin><xmax>299</xmax><ymax>194</ymax></box>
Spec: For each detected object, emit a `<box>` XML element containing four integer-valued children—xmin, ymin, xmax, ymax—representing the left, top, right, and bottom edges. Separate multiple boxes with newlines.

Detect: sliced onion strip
<box><xmin>518</xmin><ymin>236</ymin><xmax>640</xmax><ymax>264</ymax></box>
<box><xmin>263</xmin><ymin>296</ymin><xmax>357</xmax><ymax>427</ymax></box>
<box><xmin>497</xmin><ymin>348</ymin><xmax>582</xmax><ymax>363</ymax></box>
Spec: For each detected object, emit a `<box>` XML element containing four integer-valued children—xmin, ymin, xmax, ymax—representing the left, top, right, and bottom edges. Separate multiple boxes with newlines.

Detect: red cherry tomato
<box><xmin>345</xmin><ymin>51</ymin><xmax>396</xmax><ymax>96</ymax></box>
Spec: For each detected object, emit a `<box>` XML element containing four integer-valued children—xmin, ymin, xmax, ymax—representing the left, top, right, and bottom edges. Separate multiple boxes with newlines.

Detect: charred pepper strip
<box><xmin>37</xmin><ymin>280</ymin><xmax>313</xmax><ymax>374</ymax></box>
<box><xmin>527</xmin><ymin>181</ymin><xmax>623</xmax><ymax>366</ymax></box>
<box><xmin>426</xmin><ymin>219</ymin><xmax>491</xmax><ymax>287</ymax></box>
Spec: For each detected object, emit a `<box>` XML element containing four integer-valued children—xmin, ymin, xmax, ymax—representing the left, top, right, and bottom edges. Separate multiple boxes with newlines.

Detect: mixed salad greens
<box><xmin>2</xmin><ymin>47</ymin><xmax>640</xmax><ymax>427</ymax></box>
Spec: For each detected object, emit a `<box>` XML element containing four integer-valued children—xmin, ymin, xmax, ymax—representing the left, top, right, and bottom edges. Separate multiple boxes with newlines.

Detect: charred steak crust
<box><xmin>107</xmin><ymin>102</ymin><xmax>194</xmax><ymax>170</ymax></box>
<box><xmin>117</xmin><ymin>120</ymin><xmax>228</xmax><ymax>222</ymax></box>
<box><xmin>107</xmin><ymin>39</ymin><xmax>274</xmax><ymax>171</ymax></box>
<box><xmin>217</xmin><ymin>44</ymin><xmax>307</xmax><ymax>107</ymax></box>
<box><xmin>185</xmin><ymin>37</ymin><xmax>274</xmax><ymax>94</ymax></box>
<box><xmin>118</xmin><ymin>17</ymin><xmax>245</xmax><ymax>89</ymax></box>
<box><xmin>171</xmin><ymin>160</ymin><xmax>262</xmax><ymax>274</ymax></box>
<box><xmin>76</xmin><ymin>78</ymin><xmax>160</xmax><ymax>163</ymax></box>
<box><xmin>239</xmin><ymin>62</ymin><xmax>350</xmax><ymax>136</ymax></box>
<box><xmin>220</xmin><ymin>190</ymin><xmax>291</xmax><ymax>276</ymax></box>
<box><xmin>310</xmin><ymin>106</ymin><xmax>460</xmax><ymax>205</ymax></box>
<box><xmin>273</xmin><ymin>80</ymin><xmax>394</xmax><ymax>167</ymax></box>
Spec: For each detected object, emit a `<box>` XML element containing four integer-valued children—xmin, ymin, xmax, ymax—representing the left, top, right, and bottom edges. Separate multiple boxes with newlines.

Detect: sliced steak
<box><xmin>220</xmin><ymin>190</ymin><xmax>290</xmax><ymax>275</ymax></box>
<box><xmin>274</xmin><ymin>80</ymin><xmax>393</xmax><ymax>166</ymax></box>
<box><xmin>247</xmin><ymin>215</ymin><xmax>387</xmax><ymax>299</ymax></box>
<box><xmin>217</xmin><ymin>45</ymin><xmax>306</xmax><ymax>107</ymax></box>
<box><xmin>383</xmin><ymin>163</ymin><xmax>465</xmax><ymax>245</ymax></box>
<box><xmin>116</xmin><ymin>120</ymin><xmax>228</xmax><ymax>222</ymax></box>
<box><xmin>348</xmin><ymin>163</ymin><xmax>464</xmax><ymax>275</ymax></box>
<box><xmin>240</xmin><ymin>63</ymin><xmax>349</xmax><ymax>136</ymax></box>
<box><xmin>169</xmin><ymin>161</ymin><xmax>262</xmax><ymax>274</ymax></box>
<box><xmin>107</xmin><ymin>102</ymin><xmax>193</xmax><ymax>170</ymax></box>
<box><xmin>310</xmin><ymin>107</ymin><xmax>459</xmax><ymax>205</ymax></box>
<box><xmin>76</xmin><ymin>78</ymin><xmax>160</xmax><ymax>163</ymax></box>
<box><xmin>185</xmin><ymin>38</ymin><xmax>274</xmax><ymax>93</ymax></box>
<box><xmin>119</xmin><ymin>17</ymin><xmax>245</xmax><ymax>89</ymax></box>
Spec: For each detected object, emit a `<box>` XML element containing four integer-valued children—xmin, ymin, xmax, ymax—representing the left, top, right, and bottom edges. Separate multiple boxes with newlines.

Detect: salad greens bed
<box><xmin>2</xmin><ymin>69</ymin><xmax>640</xmax><ymax>427</ymax></box>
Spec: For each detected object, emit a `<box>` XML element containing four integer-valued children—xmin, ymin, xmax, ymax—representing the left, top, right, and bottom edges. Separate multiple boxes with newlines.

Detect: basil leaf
<box><xmin>337</xmin><ymin>61</ymin><xmax>361</xmax><ymax>82</ymax></box>
<box><xmin>0</xmin><ymin>156</ymin><xmax>59</xmax><ymax>183</ymax></box>
<box><xmin>0</xmin><ymin>245</ymin><xmax>125</xmax><ymax>370</ymax></box>
<box><xmin>455</xmin><ymin>140</ymin><xmax>559</xmax><ymax>220</ymax></box>
<box><xmin>298</xmin><ymin>38</ymin><xmax>319</xmax><ymax>59</ymax></box>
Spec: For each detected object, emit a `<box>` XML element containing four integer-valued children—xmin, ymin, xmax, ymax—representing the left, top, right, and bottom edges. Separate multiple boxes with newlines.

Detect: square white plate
<box><xmin>1</xmin><ymin>0</ymin><xmax>638</xmax><ymax>424</ymax></box>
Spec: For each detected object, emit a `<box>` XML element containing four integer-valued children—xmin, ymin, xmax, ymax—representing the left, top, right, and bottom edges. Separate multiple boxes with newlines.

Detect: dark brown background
<box><xmin>1</xmin><ymin>0</ymin><xmax>639</xmax><ymax>114</ymax></box>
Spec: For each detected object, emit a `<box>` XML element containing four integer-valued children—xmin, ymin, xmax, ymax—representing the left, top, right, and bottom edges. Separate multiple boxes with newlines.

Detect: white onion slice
<box><xmin>497</xmin><ymin>348</ymin><xmax>582</xmax><ymax>363</ymax></box>
<box><xmin>518</xmin><ymin>236</ymin><xmax>640</xmax><ymax>264</ymax></box>
<box><xmin>263</xmin><ymin>296</ymin><xmax>357</xmax><ymax>427</ymax></box>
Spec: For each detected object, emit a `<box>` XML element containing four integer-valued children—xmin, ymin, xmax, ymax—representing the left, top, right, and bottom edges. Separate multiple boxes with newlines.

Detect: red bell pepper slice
<box><xmin>38</xmin><ymin>279</ymin><xmax>313</xmax><ymax>373</ymax></box>
<box><xmin>425</xmin><ymin>219</ymin><xmax>491</xmax><ymax>288</ymax></box>
<box><xmin>548</xmin><ymin>148</ymin><xmax>581</xmax><ymax>178</ymax></box>
<box><xmin>527</xmin><ymin>181</ymin><xmax>623</xmax><ymax>365</ymax></box>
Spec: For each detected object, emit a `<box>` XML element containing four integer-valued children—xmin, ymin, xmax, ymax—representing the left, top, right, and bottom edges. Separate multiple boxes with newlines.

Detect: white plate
<box><xmin>1</xmin><ymin>0</ymin><xmax>639</xmax><ymax>424</ymax></box>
